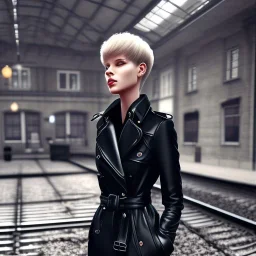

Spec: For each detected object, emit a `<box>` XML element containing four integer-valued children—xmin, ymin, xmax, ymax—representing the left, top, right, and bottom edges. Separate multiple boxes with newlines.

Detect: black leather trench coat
<box><xmin>88</xmin><ymin>94</ymin><xmax>184</xmax><ymax>256</ymax></box>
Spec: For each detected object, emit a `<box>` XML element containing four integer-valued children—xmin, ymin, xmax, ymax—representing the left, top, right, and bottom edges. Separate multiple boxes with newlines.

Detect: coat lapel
<box><xmin>92</xmin><ymin>94</ymin><xmax>151</xmax><ymax>192</ymax></box>
<box><xmin>96</xmin><ymin>119</ymin><xmax>127</xmax><ymax>191</ymax></box>
<box><xmin>118</xmin><ymin>118</ymin><xmax>143</xmax><ymax>160</ymax></box>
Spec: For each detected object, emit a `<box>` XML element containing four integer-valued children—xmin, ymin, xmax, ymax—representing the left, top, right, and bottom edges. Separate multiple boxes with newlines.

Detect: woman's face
<box><xmin>104</xmin><ymin>54</ymin><xmax>140</xmax><ymax>94</ymax></box>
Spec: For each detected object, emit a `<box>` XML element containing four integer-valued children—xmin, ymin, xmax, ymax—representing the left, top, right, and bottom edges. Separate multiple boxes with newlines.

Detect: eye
<box><xmin>105</xmin><ymin>66</ymin><xmax>109</xmax><ymax>70</ymax></box>
<box><xmin>117</xmin><ymin>61</ymin><xmax>124</xmax><ymax>66</ymax></box>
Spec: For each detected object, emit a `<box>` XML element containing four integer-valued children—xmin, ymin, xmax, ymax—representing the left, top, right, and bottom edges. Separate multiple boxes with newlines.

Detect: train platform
<box><xmin>69</xmin><ymin>156</ymin><xmax>256</xmax><ymax>187</ymax></box>
<box><xmin>0</xmin><ymin>156</ymin><xmax>255</xmax><ymax>186</ymax></box>
<box><xmin>0</xmin><ymin>158</ymin><xmax>86</xmax><ymax>176</ymax></box>
<box><xmin>179</xmin><ymin>161</ymin><xmax>256</xmax><ymax>186</ymax></box>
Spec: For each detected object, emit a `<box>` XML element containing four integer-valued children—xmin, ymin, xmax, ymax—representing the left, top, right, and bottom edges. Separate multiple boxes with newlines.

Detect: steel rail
<box><xmin>70</xmin><ymin>159</ymin><xmax>256</xmax><ymax>232</ymax></box>
<box><xmin>153</xmin><ymin>183</ymin><xmax>256</xmax><ymax>231</ymax></box>
<box><xmin>0</xmin><ymin>159</ymin><xmax>255</xmax><ymax>255</ymax></box>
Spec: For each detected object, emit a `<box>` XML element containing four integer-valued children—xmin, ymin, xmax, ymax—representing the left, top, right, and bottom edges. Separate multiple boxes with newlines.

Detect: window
<box><xmin>70</xmin><ymin>113</ymin><xmax>86</xmax><ymax>139</ymax></box>
<box><xmin>221</xmin><ymin>98</ymin><xmax>240</xmax><ymax>143</ymax></box>
<box><xmin>55</xmin><ymin>112</ymin><xmax>87</xmax><ymax>143</ymax></box>
<box><xmin>57</xmin><ymin>71</ymin><xmax>80</xmax><ymax>91</ymax></box>
<box><xmin>188</xmin><ymin>66</ymin><xmax>197</xmax><ymax>92</ymax></box>
<box><xmin>226</xmin><ymin>47</ymin><xmax>239</xmax><ymax>81</ymax></box>
<box><xmin>152</xmin><ymin>77</ymin><xmax>159</xmax><ymax>99</ymax></box>
<box><xmin>55</xmin><ymin>113</ymin><xmax>66</xmax><ymax>139</ymax></box>
<box><xmin>4</xmin><ymin>112</ymin><xmax>21</xmax><ymax>140</ymax></box>
<box><xmin>4</xmin><ymin>111</ymin><xmax>42</xmax><ymax>146</ymax></box>
<box><xmin>9</xmin><ymin>67</ymin><xmax>31</xmax><ymax>89</ymax></box>
<box><xmin>26</xmin><ymin>112</ymin><xmax>40</xmax><ymax>144</ymax></box>
<box><xmin>184</xmin><ymin>112</ymin><xmax>199</xmax><ymax>143</ymax></box>
<box><xmin>160</xmin><ymin>69</ymin><xmax>173</xmax><ymax>97</ymax></box>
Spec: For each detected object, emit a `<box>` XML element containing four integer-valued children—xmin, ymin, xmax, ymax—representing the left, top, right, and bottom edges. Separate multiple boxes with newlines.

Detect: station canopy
<box><xmin>0</xmin><ymin>0</ymin><xmax>216</xmax><ymax>57</ymax></box>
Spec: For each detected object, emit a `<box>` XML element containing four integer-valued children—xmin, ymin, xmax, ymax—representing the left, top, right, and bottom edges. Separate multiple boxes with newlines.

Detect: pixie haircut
<box><xmin>100</xmin><ymin>32</ymin><xmax>154</xmax><ymax>90</ymax></box>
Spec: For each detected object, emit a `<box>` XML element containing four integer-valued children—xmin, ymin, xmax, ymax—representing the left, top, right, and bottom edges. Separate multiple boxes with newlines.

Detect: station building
<box><xmin>0</xmin><ymin>0</ymin><xmax>255</xmax><ymax>170</ymax></box>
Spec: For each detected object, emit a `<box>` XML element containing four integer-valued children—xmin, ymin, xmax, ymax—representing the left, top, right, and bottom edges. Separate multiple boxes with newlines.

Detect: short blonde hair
<box><xmin>100</xmin><ymin>32</ymin><xmax>154</xmax><ymax>90</ymax></box>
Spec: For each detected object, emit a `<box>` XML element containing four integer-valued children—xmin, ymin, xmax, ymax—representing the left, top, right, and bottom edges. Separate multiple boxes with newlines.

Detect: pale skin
<box><xmin>104</xmin><ymin>54</ymin><xmax>147</xmax><ymax>124</ymax></box>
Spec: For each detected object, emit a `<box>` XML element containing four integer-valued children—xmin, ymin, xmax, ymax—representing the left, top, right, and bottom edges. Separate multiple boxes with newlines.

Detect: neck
<box><xmin>119</xmin><ymin>88</ymin><xmax>140</xmax><ymax>124</ymax></box>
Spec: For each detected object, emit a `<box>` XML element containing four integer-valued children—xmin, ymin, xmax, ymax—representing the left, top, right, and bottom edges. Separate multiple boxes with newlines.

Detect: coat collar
<box><xmin>101</xmin><ymin>93</ymin><xmax>151</xmax><ymax>124</ymax></box>
<box><xmin>93</xmin><ymin>94</ymin><xmax>151</xmax><ymax>193</ymax></box>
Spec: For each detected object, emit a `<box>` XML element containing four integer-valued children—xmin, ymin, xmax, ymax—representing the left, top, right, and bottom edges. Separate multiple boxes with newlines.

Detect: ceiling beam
<box><xmin>52</xmin><ymin>0</ymin><xmax>81</xmax><ymax>45</ymax></box>
<box><xmin>104</xmin><ymin>0</ymin><xmax>136</xmax><ymax>37</ymax></box>
<box><xmin>67</xmin><ymin>0</ymin><xmax>107</xmax><ymax>56</ymax></box>
<box><xmin>84</xmin><ymin>0</ymin><xmax>128</xmax><ymax>14</ymax></box>
<box><xmin>32</xmin><ymin>0</ymin><xmax>51</xmax><ymax>44</ymax></box>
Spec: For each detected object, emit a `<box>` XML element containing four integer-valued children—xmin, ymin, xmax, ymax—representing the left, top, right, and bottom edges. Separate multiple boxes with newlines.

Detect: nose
<box><xmin>105</xmin><ymin>67</ymin><xmax>114</xmax><ymax>77</ymax></box>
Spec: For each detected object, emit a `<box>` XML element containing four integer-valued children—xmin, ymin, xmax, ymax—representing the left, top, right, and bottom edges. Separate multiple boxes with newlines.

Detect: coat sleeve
<box><xmin>152</xmin><ymin>118</ymin><xmax>184</xmax><ymax>254</ymax></box>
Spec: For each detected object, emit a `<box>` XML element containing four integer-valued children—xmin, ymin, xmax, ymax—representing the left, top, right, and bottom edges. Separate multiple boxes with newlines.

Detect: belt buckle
<box><xmin>113</xmin><ymin>241</ymin><xmax>127</xmax><ymax>252</ymax></box>
<box><xmin>107</xmin><ymin>194</ymin><xmax>120</xmax><ymax>211</ymax></box>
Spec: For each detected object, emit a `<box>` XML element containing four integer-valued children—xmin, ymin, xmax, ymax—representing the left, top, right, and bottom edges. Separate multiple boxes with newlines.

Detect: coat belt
<box><xmin>93</xmin><ymin>193</ymin><xmax>152</xmax><ymax>252</ymax></box>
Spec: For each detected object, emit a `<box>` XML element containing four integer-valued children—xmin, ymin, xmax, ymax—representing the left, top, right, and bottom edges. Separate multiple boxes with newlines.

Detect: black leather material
<box><xmin>98</xmin><ymin>193</ymin><xmax>152</xmax><ymax>252</ymax></box>
<box><xmin>88</xmin><ymin>94</ymin><xmax>184</xmax><ymax>256</ymax></box>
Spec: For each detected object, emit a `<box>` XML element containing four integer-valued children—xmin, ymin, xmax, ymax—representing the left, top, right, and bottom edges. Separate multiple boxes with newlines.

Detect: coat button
<box><xmin>121</xmin><ymin>193</ymin><xmax>126</xmax><ymax>197</ymax></box>
<box><xmin>139</xmin><ymin>241</ymin><xmax>143</xmax><ymax>246</ymax></box>
<box><xmin>137</xmin><ymin>152</ymin><xmax>142</xmax><ymax>157</ymax></box>
<box><xmin>95</xmin><ymin>229</ymin><xmax>100</xmax><ymax>234</ymax></box>
<box><xmin>96</xmin><ymin>155</ymin><xmax>100</xmax><ymax>159</ymax></box>
<box><xmin>137</xmin><ymin>120</ymin><xmax>140</xmax><ymax>123</ymax></box>
<box><xmin>129</xmin><ymin>175</ymin><xmax>132</xmax><ymax>178</ymax></box>
<box><xmin>123</xmin><ymin>213</ymin><xmax>126</xmax><ymax>218</ymax></box>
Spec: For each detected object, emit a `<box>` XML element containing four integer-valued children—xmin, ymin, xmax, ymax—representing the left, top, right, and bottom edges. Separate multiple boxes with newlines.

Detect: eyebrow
<box><xmin>105</xmin><ymin>58</ymin><xmax>126</xmax><ymax>65</ymax></box>
<box><xmin>115</xmin><ymin>58</ymin><xmax>126</xmax><ymax>61</ymax></box>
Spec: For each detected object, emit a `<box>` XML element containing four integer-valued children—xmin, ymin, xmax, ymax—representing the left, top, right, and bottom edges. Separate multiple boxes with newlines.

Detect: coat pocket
<box><xmin>88</xmin><ymin>206</ymin><xmax>101</xmax><ymax>239</ymax></box>
<box><xmin>128</xmin><ymin>142</ymin><xmax>151</xmax><ymax>164</ymax></box>
<box><xmin>143</xmin><ymin>207</ymin><xmax>167</xmax><ymax>256</ymax></box>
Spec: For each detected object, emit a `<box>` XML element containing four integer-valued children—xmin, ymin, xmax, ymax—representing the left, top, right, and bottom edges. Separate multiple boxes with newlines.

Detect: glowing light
<box><xmin>10</xmin><ymin>102</ymin><xmax>19</xmax><ymax>112</ymax></box>
<box><xmin>49</xmin><ymin>115</ymin><xmax>55</xmax><ymax>123</ymax></box>
<box><xmin>1</xmin><ymin>65</ymin><xmax>12</xmax><ymax>78</ymax></box>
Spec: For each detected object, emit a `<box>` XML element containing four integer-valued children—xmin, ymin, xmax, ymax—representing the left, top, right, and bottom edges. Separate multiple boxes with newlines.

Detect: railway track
<box><xmin>0</xmin><ymin>160</ymin><xmax>98</xmax><ymax>255</ymax></box>
<box><xmin>0</xmin><ymin>201</ymin><xmax>97</xmax><ymax>255</ymax></box>
<box><xmin>0</xmin><ymin>160</ymin><xmax>255</xmax><ymax>255</ymax></box>
<box><xmin>154</xmin><ymin>184</ymin><xmax>256</xmax><ymax>256</ymax></box>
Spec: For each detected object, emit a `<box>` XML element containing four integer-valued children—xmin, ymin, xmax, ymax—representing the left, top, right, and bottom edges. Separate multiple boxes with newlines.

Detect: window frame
<box><xmin>225</xmin><ymin>47</ymin><xmax>240</xmax><ymax>82</ymax></box>
<box><xmin>4</xmin><ymin>112</ymin><xmax>22</xmax><ymax>142</ymax></box>
<box><xmin>221</xmin><ymin>98</ymin><xmax>240</xmax><ymax>145</ymax></box>
<box><xmin>57</xmin><ymin>70</ymin><xmax>80</xmax><ymax>91</ymax></box>
<box><xmin>187</xmin><ymin>65</ymin><xmax>197</xmax><ymax>92</ymax></box>
<box><xmin>8</xmin><ymin>67</ymin><xmax>31</xmax><ymax>90</ymax></box>
<box><xmin>25</xmin><ymin>111</ymin><xmax>41</xmax><ymax>147</ymax></box>
<box><xmin>183</xmin><ymin>111</ymin><xmax>199</xmax><ymax>145</ymax></box>
<box><xmin>152</xmin><ymin>77</ymin><xmax>159</xmax><ymax>99</ymax></box>
<box><xmin>159</xmin><ymin>68</ymin><xmax>173</xmax><ymax>98</ymax></box>
<box><xmin>70</xmin><ymin>112</ymin><xmax>86</xmax><ymax>139</ymax></box>
<box><xmin>54</xmin><ymin>111</ymin><xmax>87</xmax><ymax>145</ymax></box>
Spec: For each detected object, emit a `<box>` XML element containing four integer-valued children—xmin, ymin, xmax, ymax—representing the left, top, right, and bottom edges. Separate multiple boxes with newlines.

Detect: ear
<box><xmin>138</xmin><ymin>63</ymin><xmax>147</xmax><ymax>77</ymax></box>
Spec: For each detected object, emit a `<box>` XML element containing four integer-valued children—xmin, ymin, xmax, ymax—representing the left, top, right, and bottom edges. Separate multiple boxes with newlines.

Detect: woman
<box><xmin>89</xmin><ymin>32</ymin><xmax>184</xmax><ymax>256</ymax></box>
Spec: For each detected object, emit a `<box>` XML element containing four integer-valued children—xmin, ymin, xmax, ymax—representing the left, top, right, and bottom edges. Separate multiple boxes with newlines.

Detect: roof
<box><xmin>0</xmin><ymin>0</ymin><xmax>220</xmax><ymax>62</ymax></box>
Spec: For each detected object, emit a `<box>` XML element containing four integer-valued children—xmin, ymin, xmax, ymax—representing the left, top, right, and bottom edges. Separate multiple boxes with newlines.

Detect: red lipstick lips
<box><xmin>108</xmin><ymin>78</ymin><xmax>117</xmax><ymax>86</ymax></box>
